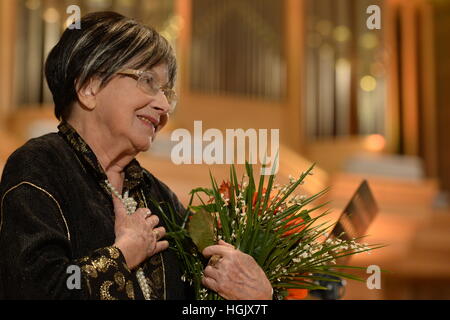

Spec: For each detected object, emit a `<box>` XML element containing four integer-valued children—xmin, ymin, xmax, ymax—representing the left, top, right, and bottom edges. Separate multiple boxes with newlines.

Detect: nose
<box><xmin>151</xmin><ymin>90</ymin><xmax>171</xmax><ymax>115</ymax></box>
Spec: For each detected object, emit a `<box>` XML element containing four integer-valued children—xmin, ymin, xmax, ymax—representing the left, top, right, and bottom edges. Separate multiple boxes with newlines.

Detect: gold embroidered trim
<box><xmin>91</xmin><ymin>256</ymin><xmax>117</xmax><ymax>273</ymax></box>
<box><xmin>81</xmin><ymin>265</ymin><xmax>98</xmax><ymax>278</ymax></box>
<box><xmin>114</xmin><ymin>272</ymin><xmax>126</xmax><ymax>291</ymax></box>
<box><xmin>100</xmin><ymin>281</ymin><xmax>117</xmax><ymax>300</ymax></box>
<box><xmin>126</xmin><ymin>280</ymin><xmax>135</xmax><ymax>299</ymax></box>
<box><xmin>107</xmin><ymin>246</ymin><xmax>120</xmax><ymax>259</ymax></box>
<box><xmin>78</xmin><ymin>256</ymin><xmax>90</xmax><ymax>263</ymax></box>
<box><xmin>0</xmin><ymin>181</ymin><xmax>71</xmax><ymax>241</ymax></box>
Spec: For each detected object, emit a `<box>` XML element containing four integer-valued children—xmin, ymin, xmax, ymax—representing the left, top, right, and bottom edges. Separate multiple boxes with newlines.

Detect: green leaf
<box><xmin>248</xmin><ymin>226</ymin><xmax>275</xmax><ymax>261</ymax></box>
<box><xmin>156</xmin><ymin>161</ymin><xmax>385</xmax><ymax>300</ymax></box>
<box><xmin>187</xmin><ymin>209</ymin><xmax>216</xmax><ymax>252</ymax></box>
<box><xmin>189</xmin><ymin>204</ymin><xmax>217</xmax><ymax>213</ymax></box>
<box><xmin>189</xmin><ymin>187</ymin><xmax>215</xmax><ymax>197</ymax></box>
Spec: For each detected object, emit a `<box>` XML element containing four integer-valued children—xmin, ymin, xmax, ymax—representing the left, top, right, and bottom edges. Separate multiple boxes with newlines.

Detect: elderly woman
<box><xmin>0</xmin><ymin>12</ymin><xmax>272</xmax><ymax>300</ymax></box>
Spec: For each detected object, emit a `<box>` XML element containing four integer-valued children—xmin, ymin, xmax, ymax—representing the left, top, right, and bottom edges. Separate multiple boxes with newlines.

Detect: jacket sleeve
<box><xmin>0</xmin><ymin>183</ymin><xmax>136</xmax><ymax>300</ymax></box>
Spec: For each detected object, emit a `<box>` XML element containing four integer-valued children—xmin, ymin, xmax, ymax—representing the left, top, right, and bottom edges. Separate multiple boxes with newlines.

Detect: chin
<box><xmin>133</xmin><ymin>136</ymin><xmax>153</xmax><ymax>153</ymax></box>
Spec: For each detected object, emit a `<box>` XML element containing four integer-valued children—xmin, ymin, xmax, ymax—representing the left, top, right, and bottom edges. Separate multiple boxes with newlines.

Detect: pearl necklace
<box><xmin>105</xmin><ymin>180</ymin><xmax>152</xmax><ymax>300</ymax></box>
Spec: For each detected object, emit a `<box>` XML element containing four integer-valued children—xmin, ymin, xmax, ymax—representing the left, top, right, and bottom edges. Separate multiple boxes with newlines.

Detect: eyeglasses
<box><xmin>117</xmin><ymin>69</ymin><xmax>177</xmax><ymax>112</ymax></box>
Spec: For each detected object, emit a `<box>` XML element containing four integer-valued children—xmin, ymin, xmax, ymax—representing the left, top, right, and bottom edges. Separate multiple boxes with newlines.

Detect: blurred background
<box><xmin>1</xmin><ymin>0</ymin><xmax>450</xmax><ymax>299</ymax></box>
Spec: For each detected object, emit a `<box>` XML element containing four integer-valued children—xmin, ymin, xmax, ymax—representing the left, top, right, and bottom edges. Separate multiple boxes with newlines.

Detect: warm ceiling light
<box><xmin>360</xmin><ymin>75</ymin><xmax>377</xmax><ymax>92</ymax></box>
<box><xmin>43</xmin><ymin>7</ymin><xmax>60</xmax><ymax>24</ymax></box>
<box><xmin>365</xmin><ymin>134</ymin><xmax>386</xmax><ymax>152</ymax></box>
<box><xmin>25</xmin><ymin>0</ymin><xmax>41</xmax><ymax>10</ymax></box>
<box><xmin>333</xmin><ymin>26</ymin><xmax>351</xmax><ymax>42</ymax></box>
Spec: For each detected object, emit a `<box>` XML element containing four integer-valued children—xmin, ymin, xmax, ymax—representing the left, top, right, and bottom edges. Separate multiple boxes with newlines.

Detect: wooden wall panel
<box><xmin>433</xmin><ymin>0</ymin><xmax>450</xmax><ymax>194</ymax></box>
<box><xmin>418</xmin><ymin>1</ymin><xmax>438</xmax><ymax>178</ymax></box>
<box><xmin>399</xmin><ymin>1</ymin><xmax>420</xmax><ymax>156</ymax></box>
<box><xmin>0</xmin><ymin>0</ymin><xmax>17</xmax><ymax>122</ymax></box>
<box><xmin>175</xmin><ymin>0</ymin><xmax>306</xmax><ymax>151</ymax></box>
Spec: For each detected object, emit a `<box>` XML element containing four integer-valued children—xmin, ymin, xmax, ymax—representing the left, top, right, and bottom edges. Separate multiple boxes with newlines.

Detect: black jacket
<box><xmin>0</xmin><ymin>121</ymin><xmax>191</xmax><ymax>299</ymax></box>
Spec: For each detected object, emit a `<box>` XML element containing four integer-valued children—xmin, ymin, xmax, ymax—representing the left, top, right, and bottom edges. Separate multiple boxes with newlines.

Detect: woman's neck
<box><xmin>67</xmin><ymin>118</ymin><xmax>136</xmax><ymax>193</ymax></box>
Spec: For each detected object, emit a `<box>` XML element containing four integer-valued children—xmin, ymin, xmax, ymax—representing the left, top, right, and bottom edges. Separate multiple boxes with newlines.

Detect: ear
<box><xmin>76</xmin><ymin>77</ymin><xmax>102</xmax><ymax>111</ymax></box>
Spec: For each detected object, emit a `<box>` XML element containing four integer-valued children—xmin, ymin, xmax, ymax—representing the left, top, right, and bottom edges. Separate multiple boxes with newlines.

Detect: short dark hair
<box><xmin>45</xmin><ymin>11</ymin><xmax>177</xmax><ymax>120</ymax></box>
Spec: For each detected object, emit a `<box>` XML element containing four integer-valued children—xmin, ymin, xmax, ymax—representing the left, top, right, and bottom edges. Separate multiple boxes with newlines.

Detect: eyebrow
<box><xmin>153</xmin><ymin>71</ymin><xmax>170</xmax><ymax>88</ymax></box>
<box><xmin>143</xmin><ymin>66</ymin><xmax>169</xmax><ymax>84</ymax></box>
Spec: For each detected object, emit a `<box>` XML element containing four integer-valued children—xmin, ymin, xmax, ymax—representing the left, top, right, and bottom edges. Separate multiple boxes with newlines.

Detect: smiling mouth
<box><xmin>137</xmin><ymin>115</ymin><xmax>157</xmax><ymax>132</ymax></box>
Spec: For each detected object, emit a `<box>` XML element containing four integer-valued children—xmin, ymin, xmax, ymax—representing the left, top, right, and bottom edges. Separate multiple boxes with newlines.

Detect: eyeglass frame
<box><xmin>116</xmin><ymin>69</ymin><xmax>177</xmax><ymax>113</ymax></box>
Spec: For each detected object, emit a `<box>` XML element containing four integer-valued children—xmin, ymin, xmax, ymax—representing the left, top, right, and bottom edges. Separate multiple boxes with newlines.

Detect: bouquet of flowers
<box><xmin>152</xmin><ymin>163</ymin><xmax>383</xmax><ymax>300</ymax></box>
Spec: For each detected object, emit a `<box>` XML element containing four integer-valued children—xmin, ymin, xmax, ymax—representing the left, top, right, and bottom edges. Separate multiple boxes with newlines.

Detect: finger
<box><xmin>153</xmin><ymin>240</ymin><xmax>169</xmax><ymax>254</ymax></box>
<box><xmin>135</xmin><ymin>207</ymin><xmax>151</xmax><ymax>218</ymax></box>
<box><xmin>111</xmin><ymin>194</ymin><xmax>127</xmax><ymax>219</ymax></box>
<box><xmin>204</xmin><ymin>265</ymin><xmax>220</xmax><ymax>279</ymax></box>
<box><xmin>151</xmin><ymin>227</ymin><xmax>163</xmax><ymax>240</ymax></box>
<box><xmin>202</xmin><ymin>276</ymin><xmax>219</xmax><ymax>293</ymax></box>
<box><xmin>147</xmin><ymin>215</ymin><xmax>160</xmax><ymax>228</ymax></box>
<box><xmin>153</xmin><ymin>226</ymin><xmax>166</xmax><ymax>240</ymax></box>
<box><xmin>202</xmin><ymin>244</ymin><xmax>233</xmax><ymax>258</ymax></box>
<box><xmin>142</xmin><ymin>211</ymin><xmax>152</xmax><ymax>220</ymax></box>
<box><xmin>218</xmin><ymin>240</ymin><xmax>235</xmax><ymax>249</ymax></box>
<box><xmin>208</xmin><ymin>255</ymin><xmax>222</xmax><ymax>268</ymax></box>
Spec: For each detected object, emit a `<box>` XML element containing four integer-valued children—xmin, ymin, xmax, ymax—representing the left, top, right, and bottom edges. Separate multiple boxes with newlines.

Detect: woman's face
<box><xmin>92</xmin><ymin>63</ymin><xmax>171</xmax><ymax>153</ymax></box>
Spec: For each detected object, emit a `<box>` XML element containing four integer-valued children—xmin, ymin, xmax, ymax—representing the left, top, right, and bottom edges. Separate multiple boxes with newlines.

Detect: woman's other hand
<box><xmin>112</xmin><ymin>195</ymin><xmax>168</xmax><ymax>269</ymax></box>
<box><xmin>202</xmin><ymin>240</ymin><xmax>273</xmax><ymax>300</ymax></box>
